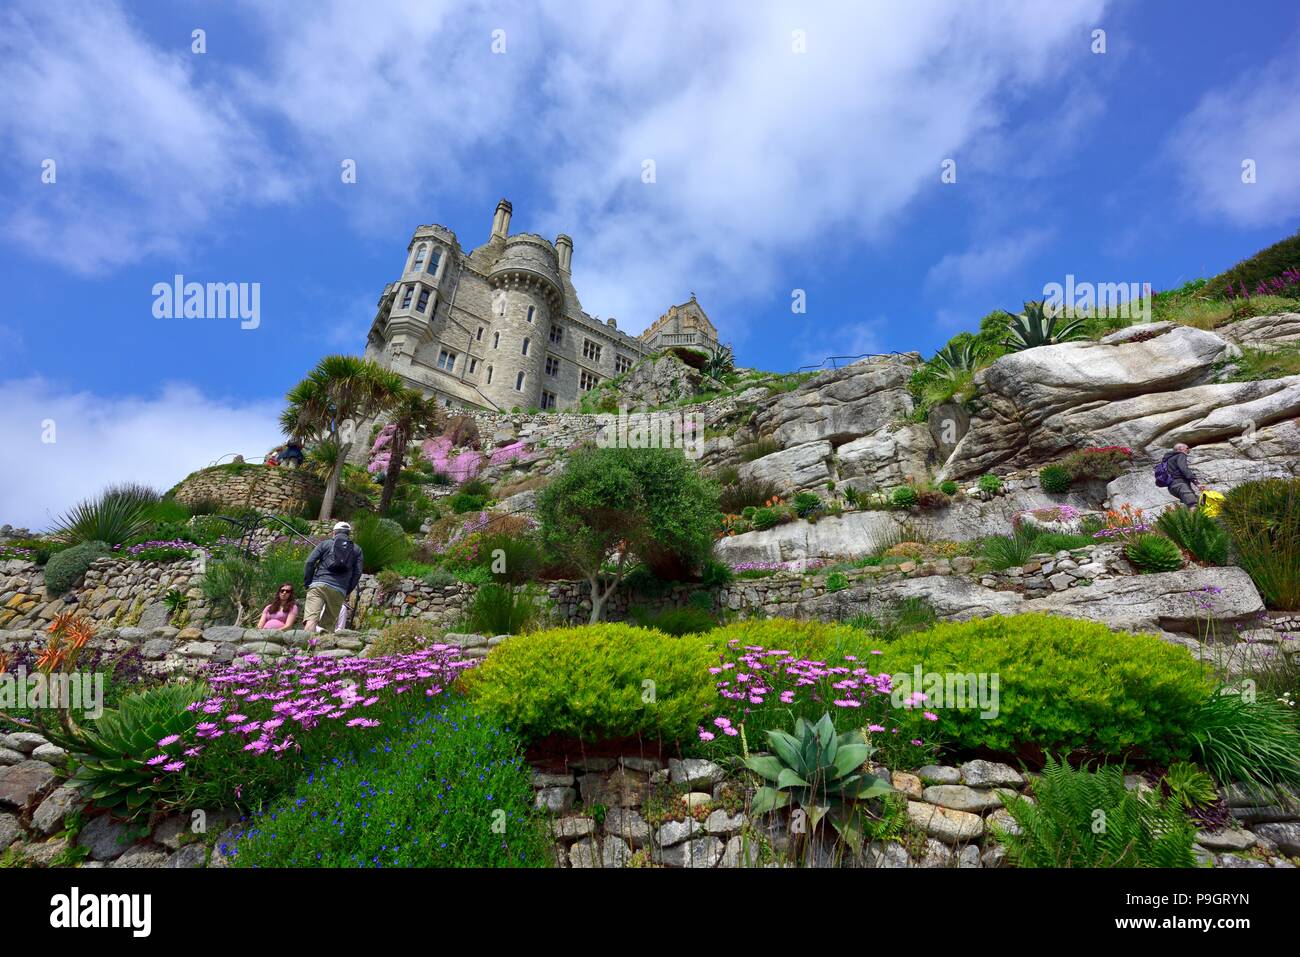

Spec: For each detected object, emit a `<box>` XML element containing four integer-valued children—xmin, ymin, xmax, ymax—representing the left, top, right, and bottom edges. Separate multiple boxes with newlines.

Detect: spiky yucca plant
<box><xmin>744</xmin><ymin>712</ymin><xmax>891</xmax><ymax>852</ymax></box>
<box><xmin>993</xmin><ymin>756</ymin><xmax>1197</xmax><ymax>868</ymax></box>
<box><xmin>1003</xmin><ymin>300</ymin><xmax>1088</xmax><ymax>352</ymax></box>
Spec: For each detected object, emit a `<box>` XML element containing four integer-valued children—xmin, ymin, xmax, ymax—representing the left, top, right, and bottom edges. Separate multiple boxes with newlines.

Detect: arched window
<box><xmin>526</xmin><ymin>305</ymin><xmax>535</xmax><ymax>323</ymax></box>
<box><xmin>521</xmin><ymin>337</ymin><xmax>530</xmax><ymax>356</ymax></box>
<box><xmin>486</xmin><ymin>365</ymin><xmax>494</xmax><ymax>384</ymax></box>
<box><xmin>493</xmin><ymin>332</ymin><xmax>500</xmax><ymax>349</ymax></box>
<box><xmin>495</xmin><ymin>292</ymin><xmax>507</xmax><ymax>317</ymax></box>
<box><xmin>412</xmin><ymin>244</ymin><xmax>427</xmax><ymax>270</ymax></box>
<box><xmin>515</xmin><ymin>371</ymin><xmax>525</xmax><ymax>391</ymax></box>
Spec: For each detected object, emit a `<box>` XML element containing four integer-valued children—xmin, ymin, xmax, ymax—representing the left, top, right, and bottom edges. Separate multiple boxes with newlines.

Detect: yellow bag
<box><xmin>1199</xmin><ymin>489</ymin><xmax>1226</xmax><ymax>516</ymax></box>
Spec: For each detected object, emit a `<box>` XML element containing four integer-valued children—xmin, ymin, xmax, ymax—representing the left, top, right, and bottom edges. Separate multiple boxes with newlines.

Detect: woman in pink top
<box><xmin>258</xmin><ymin>583</ymin><xmax>300</xmax><ymax>630</ymax></box>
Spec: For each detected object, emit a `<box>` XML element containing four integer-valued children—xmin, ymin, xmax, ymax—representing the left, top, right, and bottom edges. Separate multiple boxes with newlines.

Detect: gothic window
<box><xmin>486</xmin><ymin>365</ymin><xmax>493</xmax><ymax>384</ymax></box>
<box><xmin>515</xmin><ymin>371</ymin><xmax>525</xmax><ymax>391</ymax></box>
<box><xmin>615</xmin><ymin>354</ymin><xmax>632</xmax><ymax>375</ymax></box>
<box><xmin>541</xmin><ymin>390</ymin><xmax>557</xmax><ymax>410</ymax></box>
<box><xmin>580</xmin><ymin>370</ymin><xmax>599</xmax><ymax>391</ymax></box>
<box><xmin>400</xmin><ymin>285</ymin><xmax>414</xmax><ymax>309</ymax></box>
<box><xmin>468</xmin><ymin>358</ymin><xmax>478</xmax><ymax>374</ymax></box>
<box><xmin>413</xmin><ymin>244</ymin><xmax>427</xmax><ymax>270</ymax></box>
<box><xmin>427</xmin><ymin>250</ymin><xmax>441</xmax><ymax>275</ymax></box>
<box><xmin>493</xmin><ymin>332</ymin><xmax>500</xmax><ymax>349</ymax></box>
<box><xmin>583</xmin><ymin>339</ymin><xmax>602</xmax><ymax>362</ymax></box>
<box><xmin>522</xmin><ymin>337</ymin><xmax>530</xmax><ymax>356</ymax></box>
<box><xmin>476</xmin><ymin>326</ymin><xmax>484</xmax><ymax>341</ymax></box>
<box><xmin>526</xmin><ymin>305</ymin><xmax>535</xmax><ymax>323</ymax></box>
<box><xmin>549</xmin><ymin>324</ymin><xmax>563</xmax><ymax>344</ymax></box>
<box><xmin>416</xmin><ymin>287</ymin><xmax>431</xmax><ymax>312</ymax></box>
<box><xmin>545</xmin><ymin>355</ymin><xmax>560</xmax><ymax>377</ymax></box>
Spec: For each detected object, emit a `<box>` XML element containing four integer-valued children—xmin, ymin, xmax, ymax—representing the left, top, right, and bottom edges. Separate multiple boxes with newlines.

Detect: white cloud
<box><xmin>0</xmin><ymin>379</ymin><xmax>284</xmax><ymax>530</ymax></box>
<box><xmin>925</xmin><ymin>228</ymin><xmax>1055</xmax><ymax>296</ymax></box>
<box><xmin>1167</xmin><ymin>48</ymin><xmax>1300</xmax><ymax>227</ymax></box>
<box><xmin>0</xmin><ymin>1</ymin><xmax>291</xmax><ymax>273</ymax></box>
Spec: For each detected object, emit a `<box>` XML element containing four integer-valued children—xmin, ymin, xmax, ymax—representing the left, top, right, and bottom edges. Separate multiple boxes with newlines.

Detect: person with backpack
<box><xmin>1154</xmin><ymin>443</ymin><xmax>1201</xmax><ymax>507</ymax></box>
<box><xmin>302</xmin><ymin>521</ymin><xmax>365</xmax><ymax>633</ymax></box>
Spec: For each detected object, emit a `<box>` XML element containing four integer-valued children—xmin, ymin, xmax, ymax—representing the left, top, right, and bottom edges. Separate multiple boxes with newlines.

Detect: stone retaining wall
<box><xmin>171</xmin><ymin>464</ymin><xmax>371</xmax><ymax>518</ymax></box>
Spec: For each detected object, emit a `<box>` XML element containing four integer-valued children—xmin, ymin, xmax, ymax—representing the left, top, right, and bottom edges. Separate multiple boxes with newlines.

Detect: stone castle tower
<box><xmin>363</xmin><ymin>199</ymin><xmax>721</xmax><ymax>412</ymax></box>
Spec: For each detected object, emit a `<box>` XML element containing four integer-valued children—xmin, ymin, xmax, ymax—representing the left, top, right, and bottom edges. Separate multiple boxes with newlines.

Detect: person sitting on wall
<box><xmin>258</xmin><ymin>583</ymin><xmax>300</xmax><ymax>630</ymax></box>
<box><xmin>279</xmin><ymin>439</ymin><xmax>306</xmax><ymax>468</ymax></box>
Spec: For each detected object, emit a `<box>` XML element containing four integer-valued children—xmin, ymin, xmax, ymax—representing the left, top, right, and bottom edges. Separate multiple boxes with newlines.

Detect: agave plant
<box><xmin>744</xmin><ymin>712</ymin><xmax>891</xmax><ymax>852</ymax></box>
<box><xmin>1003</xmin><ymin>300</ymin><xmax>1088</xmax><ymax>352</ymax></box>
<box><xmin>51</xmin><ymin>483</ymin><xmax>160</xmax><ymax>547</ymax></box>
<box><xmin>703</xmin><ymin>345</ymin><xmax>735</xmax><ymax>382</ymax></box>
<box><xmin>929</xmin><ymin>340</ymin><xmax>984</xmax><ymax>378</ymax></box>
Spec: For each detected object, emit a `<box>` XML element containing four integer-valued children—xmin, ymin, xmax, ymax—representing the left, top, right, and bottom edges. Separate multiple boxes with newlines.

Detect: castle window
<box><xmin>427</xmin><ymin>250</ymin><xmax>441</xmax><ymax>275</ymax></box>
<box><xmin>549</xmin><ymin>324</ymin><xmax>563</xmax><ymax>344</ymax></box>
<box><xmin>615</xmin><ymin>354</ymin><xmax>632</xmax><ymax>375</ymax></box>
<box><xmin>476</xmin><ymin>326</ymin><xmax>484</xmax><ymax>342</ymax></box>
<box><xmin>416</xmin><ymin>287</ymin><xmax>431</xmax><ymax>312</ymax></box>
<box><xmin>436</xmin><ymin>349</ymin><xmax>456</xmax><ymax>372</ymax></box>
<box><xmin>521</xmin><ymin>337</ymin><xmax>530</xmax><ymax>356</ymax></box>
<box><xmin>486</xmin><ymin>366</ymin><xmax>493</xmax><ymax>384</ymax></box>
<box><xmin>400</xmin><ymin>285</ymin><xmax>414</xmax><ymax>309</ymax></box>
<box><xmin>545</xmin><ymin>356</ymin><xmax>560</xmax><ymax>377</ymax></box>
<box><xmin>541</xmin><ymin>390</ymin><xmax>557</xmax><ymax>410</ymax></box>
<box><xmin>495</xmin><ymin>292</ymin><xmax>507</xmax><ymax>317</ymax></box>
<box><xmin>413</xmin><ymin>244</ymin><xmax>427</xmax><ymax>269</ymax></box>
<box><xmin>468</xmin><ymin>358</ymin><xmax>478</xmax><ymax>374</ymax></box>
<box><xmin>580</xmin><ymin>370</ymin><xmax>599</xmax><ymax>392</ymax></box>
<box><xmin>526</xmin><ymin>305</ymin><xmax>535</xmax><ymax>323</ymax></box>
<box><xmin>493</xmin><ymin>332</ymin><xmax>500</xmax><ymax>349</ymax></box>
<box><xmin>583</xmin><ymin>339</ymin><xmax>602</xmax><ymax>362</ymax></box>
<box><xmin>515</xmin><ymin>371</ymin><xmax>525</xmax><ymax>392</ymax></box>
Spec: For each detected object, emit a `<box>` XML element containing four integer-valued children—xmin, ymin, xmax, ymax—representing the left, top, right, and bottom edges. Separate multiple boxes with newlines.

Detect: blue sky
<box><xmin>1</xmin><ymin>0</ymin><xmax>1299</xmax><ymax>527</ymax></box>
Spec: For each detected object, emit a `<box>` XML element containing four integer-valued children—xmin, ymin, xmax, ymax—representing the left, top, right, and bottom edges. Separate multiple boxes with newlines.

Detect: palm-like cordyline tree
<box><xmin>280</xmin><ymin>356</ymin><xmax>405</xmax><ymax>521</ymax></box>
<box><xmin>379</xmin><ymin>388</ymin><xmax>445</xmax><ymax>514</ymax></box>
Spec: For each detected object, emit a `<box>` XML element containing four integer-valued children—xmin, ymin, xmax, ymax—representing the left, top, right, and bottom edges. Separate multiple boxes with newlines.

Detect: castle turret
<box><xmin>481</xmin><ymin>233</ymin><xmax>562</xmax><ymax>409</ymax></box>
<box><xmin>555</xmin><ymin>233</ymin><xmax>573</xmax><ymax>274</ymax></box>
<box><xmin>490</xmin><ymin>198</ymin><xmax>513</xmax><ymax>243</ymax></box>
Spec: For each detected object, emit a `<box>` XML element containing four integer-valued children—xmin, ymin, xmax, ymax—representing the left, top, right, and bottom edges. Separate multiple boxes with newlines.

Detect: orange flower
<box><xmin>48</xmin><ymin>610</ymin><xmax>80</xmax><ymax>637</ymax></box>
<box><xmin>35</xmin><ymin>646</ymin><xmax>67</xmax><ymax>672</ymax></box>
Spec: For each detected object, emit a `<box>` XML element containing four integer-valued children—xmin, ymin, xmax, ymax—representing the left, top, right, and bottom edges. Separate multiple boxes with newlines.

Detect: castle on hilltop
<box><xmin>363</xmin><ymin>199</ymin><xmax>722</xmax><ymax>412</ymax></box>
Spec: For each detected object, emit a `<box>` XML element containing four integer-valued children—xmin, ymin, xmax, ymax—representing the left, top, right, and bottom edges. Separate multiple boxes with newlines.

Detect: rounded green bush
<box><xmin>461</xmin><ymin>623</ymin><xmax>722</xmax><ymax>744</ymax></box>
<box><xmin>1125</xmin><ymin>533</ymin><xmax>1184</xmax><ymax>573</ymax></box>
<box><xmin>752</xmin><ymin>507</ymin><xmax>780</xmax><ymax>530</ymax></box>
<box><xmin>44</xmin><ymin>540</ymin><xmax>109</xmax><ymax>596</ymax></box>
<box><xmin>876</xmin><ymin>614</ymin><xmax>1211</xmax><ymax>762</ymax></box>
<box><xmin>890</xmin><ymin>486</ymin><xmax>919</xmax><ymax>509</ymax></box>
<box><xmin>978</xmin><ymin>474</ymin><xmax>1003</xmax><ymax>494</ymax></box>
<box><xmin>939</xmin><ymin>480</ymin><xmax>959</xmax><ymax>496</ymax></box>
<box><xmin>1039</xmin><ymin>464</ymin><xmax>1072</xmax><ymax>494</ymax></box>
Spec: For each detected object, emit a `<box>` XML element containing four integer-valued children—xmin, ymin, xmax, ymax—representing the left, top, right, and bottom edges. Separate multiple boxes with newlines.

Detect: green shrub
<box><xmin>421</xmin><ymin>567</ymin><xmax>458</xmax><ymax>588</ymax></box>
<box><xmin>1155</xmin><ymin>507</ymin><xmax>1230</xmax><ymax>565</ymax></box>
<box><xmin>978</xmin><ymin>473</ymin><xmax>1002</xmax><ymax>494</ymax></box>
<box><xmin>1203</xmin><ymin>229</ymin><xmax>1300</xmax><ymax>298</ymax></box>
<box><xmin>462</xmin><ymin>623</ymin><xmax>720</xmax><ymax>744</ymax></box>
<box><xmin>52</xmin><ymin>483</ymin><xmax>160</xmax><ymax>547</ymax></box>
<box><xmin>1186</xmin><ymin>689</ymin><xmax>1300</xmax><ymax>791</ymax></box>
<box><xmin>388</xmin><ymin>559</ymin><xmax>436</xmax><ymax>578</ymax></box>
<box><xmin>463</xmin><ymin>583</ymin><xmax>539</xmax><ymax>635</ymax></box>
<box><xmin>147</xmin><ymin>498</ymin><xmax>192</xmax><ymax>526</ymax></box>
<box><xmin>1218</xmin><ymin>478</ymin><xmax>1300</xmax><ymax>609</ymax></box>
<box><xmin>351</xmin><ymin>514</ymin><xmax>411</xmax><ymax>573</ymax></box>
<box><xmin>201</xmin><ymin>543</ymin><xmax>310</xmax><ymax>625</ymax></box>
<box><xmin>699</xmin><ymin>558</ymin><xmax>734</xmax><ymax>588</ymax></box>
<box><xmin>938</xmin><ymin>480</ymin><xmax>959</xmax><ymax>496</ymax></box>
<box><xmin>44</xmin><ymin>541</ymin><xmax>109</xmax><ymax>596</ymax></box>
<box><xmin>876</xmin><ymin>615</ymin><xmax>1211</xmax><ymax>761</ymax></box>
<box><xmin>631</xmin><ymin>606</ymin><xmax>717</xmax><ymax>636</ymax></box>
<box><xmin>472</xmin><ymin>532</ymin><xmax>542</xmax><ymax>585</ymax></box>
<box><xmin>447</xmin><ymin>492</ymin><xmax>489</xmax><ymax>514</ymax></box>
<box><xmin>1125</xmin><ymin>533</ymin><xmax>1184</xmax><ymax>573</ymax></box>
<box><xmin>792</xmin><ymin>492</ymin><xmax>822</xmax><ymax>518</ymax></box>
<box><xmin>739</xmin><ymin>437</ymin><xmax>780</xmax><ymax>462</ymax></box>
<box><xmin>719</xmin><ymin>477</ymin><xmax>780</xmax><ymax>513</ymax></box>
<box><xmin>1059</xmin><ymin>447</ymin><xmax>1134</xmax><ymax>482</ymax></box>
<box><xmin>1029</xmin><ymin>532</ymin><xmax>1096</xmax><ymax>553</ymax></box>
<box><xmin>226</xmin><ymin>696</ymin><xmax>549</xmax><ymax>867</ymax></box>
<box><xmin>825</xmin><ymin>571</ymin><xmax>849</xmax><ymax>592</ymax></box>
<box><xmin>994</xmin><ymin>756</ymin><xmax>1197</xmax><ymax>868</ymax></box>
<box><xmin>1038</xmin><ymin>464</ymin><xmax>1072</xmax><ymax>494</ymax></box>
<box><xmin>890</xmin><ymin>486</ymin><xmax>918</xmax><ymax>509</ymax></box>
<box><xmin>981</xmin><ymin>525</ymin><xmax>1041</xmax><ymax>571</ymax></box>
<box><xmin>751</xmin><ymin>507</ymin><xmax>780</xmax><ymax>530</ymax></box>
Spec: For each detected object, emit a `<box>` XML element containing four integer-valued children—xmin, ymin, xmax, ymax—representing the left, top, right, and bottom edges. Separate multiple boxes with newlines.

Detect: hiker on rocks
<box><xmin>1155</xmin><ymin>443</ymin><xmax>1201</xmax><ymax>507</ymax></box>
<box><xmin>302</xmin><ymin>522</ymin><xmax>364</xmax><ymax>633</ymax></box>
<box><xmin>257</xmin><ymin>583</ymin><xmax>300</xmax><ymax>630</ymax></box>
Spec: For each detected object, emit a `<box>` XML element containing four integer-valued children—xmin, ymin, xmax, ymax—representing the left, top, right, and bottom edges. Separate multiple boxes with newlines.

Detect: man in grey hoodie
<box><xmin>302</xmin><ymin>521</ymin><xmax>365</xmax><ymax>633</ymax></box>
<box><xmin>1160</xmin><ymin>443</ymin><xmax>1201</xmax><ymax>508</ymax></box>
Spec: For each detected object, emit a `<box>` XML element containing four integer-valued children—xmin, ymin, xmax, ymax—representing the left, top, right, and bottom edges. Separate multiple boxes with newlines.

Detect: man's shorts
<box><xmin>304</xmin><ymin>583</ymin><xmax>345</xmax><ymax>632</ymax></box>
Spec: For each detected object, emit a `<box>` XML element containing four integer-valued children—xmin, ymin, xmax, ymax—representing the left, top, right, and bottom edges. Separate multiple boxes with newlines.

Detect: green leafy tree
<box><xmin>280</xmin><ymin>356</ymin><xmax>405</xmax><ymax>520</ymax></box>
<box><xmin>535</xmin><ymin>446</ymin><xmax>719</xmax><ymax>623</ymax></box>
<box><xmin>378</xmin><ymin>389</ymin><xmax>444</xmax><ymax>515</ymax></box>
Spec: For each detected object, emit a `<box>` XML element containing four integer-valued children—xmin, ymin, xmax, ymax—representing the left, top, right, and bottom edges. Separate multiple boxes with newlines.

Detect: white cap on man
<box><xmin>333</xmin><ymin>521</ymin><xmax>352</xmax><ymax>534</ymax></box>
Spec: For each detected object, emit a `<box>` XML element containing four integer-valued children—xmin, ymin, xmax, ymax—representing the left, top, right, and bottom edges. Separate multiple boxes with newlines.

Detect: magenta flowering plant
<box><xmin>696</xmin><ymin>639</ymin><xmax>939</xmax><ymax>771</ymax></box>
<box><xmin>146</xmin><ymin>644</ymin><xmax>478</xmax><ymax>812</ymax></box>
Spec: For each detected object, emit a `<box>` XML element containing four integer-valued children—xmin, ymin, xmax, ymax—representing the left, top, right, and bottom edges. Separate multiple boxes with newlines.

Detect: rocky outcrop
<box><xmin>940</xmin><ymin>322</ymin><xmax>1300</xmax><ymax>480</ymax></box>
<box><xmin>606</xmin><ymin>352</ymin><xmax>718</xmax><ymax>407</ymax></box>
<box><xmin>1218</xmin><ymin>312</ymin><xmax>1300</xmax><ymax>351</ymax></box>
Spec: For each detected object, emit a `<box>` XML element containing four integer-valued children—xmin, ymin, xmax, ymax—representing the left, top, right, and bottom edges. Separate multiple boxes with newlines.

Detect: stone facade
<box><xmin>362</xmin><ymin>198</ymin><xmax>721</xmax><ymax>414</ymax></box>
